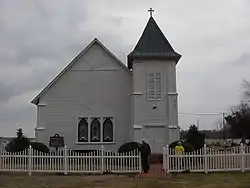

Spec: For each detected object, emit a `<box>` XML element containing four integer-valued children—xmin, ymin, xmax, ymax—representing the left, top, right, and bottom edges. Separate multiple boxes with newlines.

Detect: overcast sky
<box><xmin>0</xmin><ymin>0</ymin><xmax>250</xmax><ymax>137</ymax></box>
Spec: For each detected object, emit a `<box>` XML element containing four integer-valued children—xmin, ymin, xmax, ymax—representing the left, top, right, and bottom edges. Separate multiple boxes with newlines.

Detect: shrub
<box><xmin>182</xmin><ymin>142</ymin><xmax>195</xmax><ymax>152</ymax></box>
<box><xmin>169</xmin><ymin>140</ymin><xmax>195</xmax><ymax>152</ymax></box>
<box><xmin>30</xmin><ymin>142</ymin><xmax>49</xmax><ymax>153</ymax></box>
<box><xmin>5</xmin><ymin>128</ymin><xmax>30</xmax><ymax>153</ymax></box>
<box><xmin>118</xmin><ymin>142</ymin><xmax>141</xmax><ymax>153</ymax></box>
<box><xmin>169</xmin><ymin>140</ymin><xmax>180</xmax><ymax>148</ymax></box>
<box><xmin>5</xmin><ymin>137</ymin><xmax>30</xmax><ymax>153</ymax></box>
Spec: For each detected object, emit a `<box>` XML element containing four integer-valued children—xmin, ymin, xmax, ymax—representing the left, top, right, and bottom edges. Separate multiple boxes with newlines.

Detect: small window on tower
<box><xmin>147</xmin><ymin>72</ymin><xmax>162</xmax><ymax>100</ymax></box>
<box><xmin>147</xmin><ymin>73</ymin><xmax>155</xmax><ymax>100</ymax></box>
<box><xmin>155</xmin><ymin>73</ymin><xmax>162</xmax><ymax>100</ymax></box>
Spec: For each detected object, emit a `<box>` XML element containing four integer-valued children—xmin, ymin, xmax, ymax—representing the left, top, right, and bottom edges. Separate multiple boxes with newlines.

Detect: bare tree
<box><xmin>214</xmin><ymin>119</ymin><xmax>222</xmax><ymax>132</ymax></box>
<box><xmin>225</xmin><ymin>103</ymin><xmax>250</xmax><ymax>138</ymax></box>
<box><xmin>242</xmin><ymin>79</ymin><xmax>250</xmax><ymax>101</ymax></box>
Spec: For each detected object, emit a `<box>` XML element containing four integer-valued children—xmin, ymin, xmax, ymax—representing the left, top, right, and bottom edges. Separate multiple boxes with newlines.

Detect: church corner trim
<box><xmin>133</xmin><ymin>125</ymin><xmax>142</xmax><ymax>129</ymax></box>
<box><xmin>30</xmin><ymin>38</ymin><xmax>131</xmax><ymax>105</ymax></box>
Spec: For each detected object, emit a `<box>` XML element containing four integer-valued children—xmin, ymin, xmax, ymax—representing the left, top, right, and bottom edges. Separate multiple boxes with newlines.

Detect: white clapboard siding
<box><xmin>163</xmin><ymin>144</ymin><xmax>250</xmax><ymax>173</ymax></box>
<box><xmin>0</xmin><ymin>145</ymin><xmax>141</xmax><ymax>176</ymax></box>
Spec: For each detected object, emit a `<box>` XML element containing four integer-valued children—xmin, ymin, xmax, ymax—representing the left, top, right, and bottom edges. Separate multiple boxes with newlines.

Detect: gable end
<box><xmin>31</xmin><ymin>38</ymin><xmax>131</xmax><ymax>105</ymax></box>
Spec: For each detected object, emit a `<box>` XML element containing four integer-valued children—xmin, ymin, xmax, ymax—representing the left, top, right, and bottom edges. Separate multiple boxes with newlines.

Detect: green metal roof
<box><xmin>128</xmin><ymin>16</ymin><xmax>181</xmax><ymax>69</ymax></box>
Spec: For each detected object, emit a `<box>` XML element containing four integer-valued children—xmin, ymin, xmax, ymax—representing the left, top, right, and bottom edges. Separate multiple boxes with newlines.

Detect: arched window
<box><xmin>103</xmin><ymin>118</ymin><xmax>113</xmax><ymax>142</ymax></box>
<box><xmin>90</xmin><ymin>118</ymin><xmax>101</xmax><ymax>142</ymax></box>
<box><xmin>78</xmin><ymin>118</ymin><xmax>88</xmax><ymax>142</ymax></box>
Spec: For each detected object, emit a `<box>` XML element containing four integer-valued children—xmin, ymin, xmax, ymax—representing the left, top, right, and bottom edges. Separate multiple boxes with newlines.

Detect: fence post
<box><xmin>241</xmin><ymin>143</ymin><xmax>245</xmax><ymax>172</ymax></box>
<box><xmin>0</xmin><ymin>150</ymin><xmax>1</xmax><ymax>170</ymax></box>
<box><xmin>64</xmin><ymin>145</ymin><xmax>68</xmax><ymax>175</ymax></box>
<box><xmin>138</xmin><ymin>148</ymin><xmax>142</xmax><ymax>173</ymax></box>
<box><xmin>28</xmin><ymin>145</ymin><xmax>32</xmax><ymax>176</ymax></box>
<box><xmin>101</xmin><ymin>145</ymin><xmax>104</xmax><ymax>174</ymax></box>
<box><xmin>166</xmin><ymin>145</ymin><xmax>170</xmax><ymax>174</ymax></box>
<box><xmin>204</xmin><ymin>144</ymin><xmax>208</xmax><ymax>174</ymax></box>
<box><xmin>163</xmin><ymin>146</ymin><xmax>167</xmax><ymax>172</ymax></box>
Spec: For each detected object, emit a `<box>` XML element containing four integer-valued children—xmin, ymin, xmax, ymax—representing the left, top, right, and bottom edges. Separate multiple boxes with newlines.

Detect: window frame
<box><xmin>147</xmin><ymin>72</ymin><xmax>162</xmax><ymax>101</ymax></box>
<box><xmin>102</xmin><ymin>117</ymin><xmax>114</xmax><ymax>143</ymax></box>
<box><xmin>77</xmin><ymin>117</ymin><xmax>89</xmax><ymax>142</ymax></box>
<box><xmin>76</xmin><ymin>117</ymin><xmax>115</xmax><ymax>144</ymax></box>
<box><xmin>90</xmin><ymin>117</ymin><xmax>101</xmax><ymax>142</ymax></box>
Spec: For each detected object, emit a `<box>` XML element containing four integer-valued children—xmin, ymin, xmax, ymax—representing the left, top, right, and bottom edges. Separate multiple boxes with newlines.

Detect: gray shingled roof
<box><xmin>127</xmin><ymin>16</ymin><xmax>181</xmax><ymax>69</ymax></box>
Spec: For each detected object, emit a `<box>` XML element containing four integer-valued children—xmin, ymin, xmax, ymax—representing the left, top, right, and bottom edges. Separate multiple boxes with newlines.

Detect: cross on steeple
<box><xmin>148</xmin><ymin>8</ymin><xmax>154</xmax><ymax>17</ymax></box>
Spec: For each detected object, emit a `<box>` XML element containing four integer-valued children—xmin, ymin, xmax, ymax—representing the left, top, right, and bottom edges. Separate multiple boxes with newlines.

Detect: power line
<box><xmin>178</xmin><ymin>112</ymin><xmax>223</xmax><ymax>116</ymax></box>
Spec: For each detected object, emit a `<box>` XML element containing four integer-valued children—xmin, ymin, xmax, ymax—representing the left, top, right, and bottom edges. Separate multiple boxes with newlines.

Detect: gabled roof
<box><xmin>31</xmin><ymin>38</ymin><xmax>131</xmax><ymax>105</ymax></box>
<box><xmin>128</xmin><ymin>16</ymin><xmax>181</xmax><ymax>69</ymax></box>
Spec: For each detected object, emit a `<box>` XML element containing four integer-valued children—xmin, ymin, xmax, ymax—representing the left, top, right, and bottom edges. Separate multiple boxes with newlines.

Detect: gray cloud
<box><xmin>231</xmin><ymin>53</ymin><xmax>250</xmax><ymax>66</ymax></box>
<box><xmin>1</xmin><ymin>0</ymin><xmax>250</xmax><ymax>136</ymax></box>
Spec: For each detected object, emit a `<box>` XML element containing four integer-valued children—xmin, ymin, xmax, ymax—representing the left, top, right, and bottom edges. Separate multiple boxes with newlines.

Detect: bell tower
<box><xmin>128</xmin><ymin>9</ymin><xmax>181</xmax><ymax>153</ymax></box>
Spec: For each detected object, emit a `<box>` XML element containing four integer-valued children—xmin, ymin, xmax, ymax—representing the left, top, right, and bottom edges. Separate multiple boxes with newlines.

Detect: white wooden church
<box><xmin>31</xmin><ymin>12</ymin><xmax>181</xmax><ymax>154</ymax></box>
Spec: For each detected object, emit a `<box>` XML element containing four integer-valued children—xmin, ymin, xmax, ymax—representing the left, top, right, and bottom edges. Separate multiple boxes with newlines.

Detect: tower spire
<box><xmin>127</xmin><ymin>13</ymin><xmax>181</xmax><ymax>69</ymax></box>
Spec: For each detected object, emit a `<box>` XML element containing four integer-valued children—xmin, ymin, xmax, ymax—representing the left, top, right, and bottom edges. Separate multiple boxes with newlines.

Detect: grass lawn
<box><xmin>0</xmin><ymin>172</ymin><xmax>250</xmax><ymax>188</ymax></box>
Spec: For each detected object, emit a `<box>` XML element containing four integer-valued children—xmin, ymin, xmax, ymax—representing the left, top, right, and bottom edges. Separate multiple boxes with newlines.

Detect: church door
<box><xmin>143</xmin><ymin>126</ymin><xmax>165</xmax><ymax>154</ymax></box>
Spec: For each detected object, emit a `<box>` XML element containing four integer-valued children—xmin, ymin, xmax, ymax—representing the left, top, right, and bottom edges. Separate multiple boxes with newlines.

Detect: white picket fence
<box><xmin>163</xmin><ymin>144</ymin><xmax>250</xmax><ymax>173</ymax></box>
<box><xmin>0</xmin><ymin>145</ymin><xmax>141</xmax><ymax>176</ymax></box>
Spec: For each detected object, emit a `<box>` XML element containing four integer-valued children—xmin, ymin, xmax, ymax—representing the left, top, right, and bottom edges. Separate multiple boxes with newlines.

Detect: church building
<box><xmin>31</xmin><ymin>11</ymin><xmax>181</xmax><ymax>154</ymax></box>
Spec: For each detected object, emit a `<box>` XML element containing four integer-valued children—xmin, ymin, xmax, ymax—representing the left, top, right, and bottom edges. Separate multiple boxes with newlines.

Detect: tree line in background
<box><xmin>180</xmin><ymin>129</ymin><xmax>221</xmax><ymax>139</ymax></box>
<box><xmin>181</xmin><ymin>79</ymin><xmax>250</xmax><ymax>140</ymax></box>
<box><xmin>174</xmin><ymin>80</ymin><xmax>250</xmax><ymax>151</ymax></box>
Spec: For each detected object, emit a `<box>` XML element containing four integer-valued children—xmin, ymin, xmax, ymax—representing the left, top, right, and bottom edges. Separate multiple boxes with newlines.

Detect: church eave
<box><xmin>127</xmin><ymin>52</ymin><xmax>181</xmax><ymax>69</ymax></box>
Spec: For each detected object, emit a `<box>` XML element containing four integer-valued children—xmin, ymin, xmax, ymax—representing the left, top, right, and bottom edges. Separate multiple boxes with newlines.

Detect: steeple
<box><xmin>127</xmin><ymin>13</ymin><xmax>181</xmax><ymax>69</ymax></box>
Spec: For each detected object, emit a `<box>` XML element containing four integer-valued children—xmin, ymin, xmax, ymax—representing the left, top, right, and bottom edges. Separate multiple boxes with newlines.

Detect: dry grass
<box><xmin>0</xmin><ymin>172</ymin><xmax>250</xmax><ymax>188</ymax></box>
